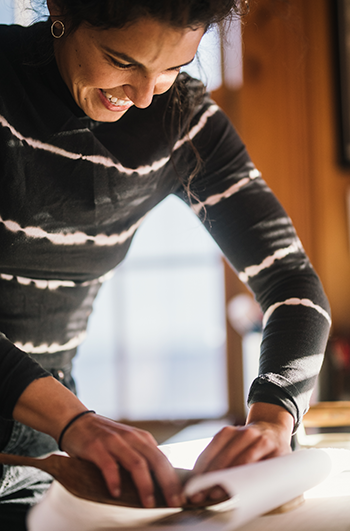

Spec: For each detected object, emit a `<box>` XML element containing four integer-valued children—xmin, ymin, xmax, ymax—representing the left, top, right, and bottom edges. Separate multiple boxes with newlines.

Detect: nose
<box><xmin>123</xmin><ymin>74</ymin><xmax>157</xmax><ymax>109</ymax></box>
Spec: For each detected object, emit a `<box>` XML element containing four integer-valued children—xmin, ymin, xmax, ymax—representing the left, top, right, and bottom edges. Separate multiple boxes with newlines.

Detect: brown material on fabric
<box><xmin>0</xmin><ymin>453</ymin><xmax>229</xmax><ymax>509</ymax></box>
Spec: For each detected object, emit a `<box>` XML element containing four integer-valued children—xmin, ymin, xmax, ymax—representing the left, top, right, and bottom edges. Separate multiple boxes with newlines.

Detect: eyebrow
<box><xmin>102</xmin><ymin>46</ymin><xmax>196</xmax><ymax>70</ymax></box>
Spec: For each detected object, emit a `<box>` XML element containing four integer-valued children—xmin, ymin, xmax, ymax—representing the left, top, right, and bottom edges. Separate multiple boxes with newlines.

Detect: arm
<box><xmin>0</xmin><ymin>330</ymin><xmax>182</xmax><ymax>508</ymax></box>
<box><xmin>175</xmin><ymin>102</ymin><xmax>330</xmax><ymax>426</ymax></box>
<box><xmin>189</xmin><ymin>403</ymin><xmax>293</xmax><ymax>504</ymax></box>
<box><xmin>12</xmin><ymin>375</ymin><xmax>183</xmax><ymax>508</ymax></box>
<box><xmin>191</xmin><ymin>402</ymin><xmax>293</xmax><ymax>476</ymax></box>
<box><xmin>174</xmin><ymin>97</ymin><xmax>330</xmax><ymax>479</ymax></box>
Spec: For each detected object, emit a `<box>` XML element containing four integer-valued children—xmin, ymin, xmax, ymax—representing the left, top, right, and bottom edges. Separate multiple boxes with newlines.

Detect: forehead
<box><xmin>77</xmin><ymin>17</ymin><xmax>205</xmax><ymax>67</ymax></box>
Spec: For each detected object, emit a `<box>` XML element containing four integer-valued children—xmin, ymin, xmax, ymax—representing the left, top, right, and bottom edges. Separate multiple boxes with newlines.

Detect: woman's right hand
<box><xmin>60</xmin><ymin>413</ymin><xmax>184</xmax><ymax>508</ymax></box>
<box><xmin>12</xmin><ymin>376</ymin><xmax>183</xmax><ymax>508</ymax></box>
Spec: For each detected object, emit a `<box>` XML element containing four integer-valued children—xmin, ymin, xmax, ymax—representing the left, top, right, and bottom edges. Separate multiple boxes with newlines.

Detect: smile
<box><xmin>99</xmin><ymin>89</ymin><xmax>134</xmax><ymax>112</ymax></box>
<box><xmin>102</xmin><ymin>90</ymin><xmax>130</xmax><ymax>106</ymax></box>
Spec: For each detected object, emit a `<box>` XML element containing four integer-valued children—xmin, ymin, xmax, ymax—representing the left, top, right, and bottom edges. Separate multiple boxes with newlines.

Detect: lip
<box><xmin>98</xmin><ymin>89</ymin><xmax>134</xmax><ymax>112</ymax></box>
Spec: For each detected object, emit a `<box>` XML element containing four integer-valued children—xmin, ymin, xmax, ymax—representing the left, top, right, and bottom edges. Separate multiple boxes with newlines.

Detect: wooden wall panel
<box><xmin>238</xmin><ymin>0</ymin><xmax>314</xmax><ymax>255</ymax></box>
<box><xmin>216</xmin><ymin>0</ymin><xmax>350</xmax><ymax>416</ymax></box>
<box><xmin>236</xmin><ymin>0</ymin><xmax>350</xmax><ymax>333</ymax></box>
<box><xmin>301</xmin><ymin>1</ymin><xmax>350</xmax><ymax>333</ymax></box>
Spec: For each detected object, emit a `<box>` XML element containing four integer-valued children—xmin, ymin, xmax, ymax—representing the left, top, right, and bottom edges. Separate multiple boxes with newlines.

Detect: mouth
<box><xmin>98</xmin><ymin>89</ymin><xmax>134</xmax><ymax>112</ymax></box>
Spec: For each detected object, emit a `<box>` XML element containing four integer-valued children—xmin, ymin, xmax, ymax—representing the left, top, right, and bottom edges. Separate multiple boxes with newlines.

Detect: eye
<box><xmin>107</xmin><ymin>55</ymin><xmax>134</xmax><ymax>69</ymax></box>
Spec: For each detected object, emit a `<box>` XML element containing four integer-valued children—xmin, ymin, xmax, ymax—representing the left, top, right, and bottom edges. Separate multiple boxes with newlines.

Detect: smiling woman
<box><xmin>49</xmin><ymin>14</ymin><xmax>204</xmax><ymax>120</ymax></box>
<box><xmin>0</xmin><ymin>0</ymin><xmax>332</xmax><ymax>528</ymax></box>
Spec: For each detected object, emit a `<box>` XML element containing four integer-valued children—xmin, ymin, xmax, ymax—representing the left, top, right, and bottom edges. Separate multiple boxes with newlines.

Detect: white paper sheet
<box><xmin>27</xmin><ymin>448</ymin><xmax>350</xmax><ymax>531</ymax></box>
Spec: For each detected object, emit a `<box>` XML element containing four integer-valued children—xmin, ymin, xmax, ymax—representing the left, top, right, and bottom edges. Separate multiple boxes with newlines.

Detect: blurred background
<box><xmin>2</xmin><ymin>0</ymin><xmax>350</xmax><ymax>441</ymax></box>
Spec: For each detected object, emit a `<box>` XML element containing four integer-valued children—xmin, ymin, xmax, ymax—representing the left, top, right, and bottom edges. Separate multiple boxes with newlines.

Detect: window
<box><xmin>73</xmin><ymin>197</ymin><xmax>228</xmax><ymax>420</ymax></box>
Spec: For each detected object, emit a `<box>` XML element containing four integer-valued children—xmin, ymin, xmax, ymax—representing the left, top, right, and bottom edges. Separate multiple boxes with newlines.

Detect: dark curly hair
<box><xmin>46</xmin><ymin>0</ymin><xmax>247</xmax><ymax>32</ymax></box>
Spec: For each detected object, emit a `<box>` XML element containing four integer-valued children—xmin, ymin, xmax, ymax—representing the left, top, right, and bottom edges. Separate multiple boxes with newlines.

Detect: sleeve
<box><xmin>0</xmin><ymin>332</ymin><xmax>50</xmax><ymax>420</ymax></box>
<box><xmin>174</xmin><ymin>101</ymin><xmax>331</xmax><ymax>431</ymax></box>
<box><xmin>0</xmin><ymin>27</ymin><xmax>52</xmax><ymax>421</ymax></box>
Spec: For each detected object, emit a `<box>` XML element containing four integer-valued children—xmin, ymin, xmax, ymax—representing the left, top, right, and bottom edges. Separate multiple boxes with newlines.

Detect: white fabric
<box><xmin>27</xmin><ymin>448</ymin><xmax>350</xmax><ymax>531</ymax></box>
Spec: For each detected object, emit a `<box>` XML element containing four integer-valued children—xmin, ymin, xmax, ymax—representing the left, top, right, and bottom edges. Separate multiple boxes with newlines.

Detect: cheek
<box><xmin>154</xmin><ymin>72</ymin><xmax>179</xmax><ymax>95</ymax></box>
<box><xmin>76</xmin><ymin>61</ymin><xmax>124</xmax><ymax>90</ymax></box>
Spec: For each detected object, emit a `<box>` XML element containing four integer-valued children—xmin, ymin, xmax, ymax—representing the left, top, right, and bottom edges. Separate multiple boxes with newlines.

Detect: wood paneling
<box><xmin>215</xmin><ymin>0</ymin><xmax>350</xmax><ymax>416</ymax></box>
<box><xmin>228</xmin><ymin>0</ymin><xmax>350</xmax><ymax>334</ymax></box>
<box><xmin>301</xmin><ymin>0</ymin><xmax>350</xmax><ymax>333</ymax></box>
<box><xmin>239</xmin><ymin>0</ymin><xmax>314</xmax><ymax>255</ymax></box>
<box><xmin>240</xmin><ymin>0</ymin><xmax>350</xmax><ymax>332</ymax></box>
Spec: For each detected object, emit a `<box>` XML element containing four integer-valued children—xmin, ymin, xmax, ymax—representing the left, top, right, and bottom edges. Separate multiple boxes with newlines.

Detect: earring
<box><xmin>51</xmin><ymin>20</ymin><xmax>65</xmax><ymax>39</ymax></box>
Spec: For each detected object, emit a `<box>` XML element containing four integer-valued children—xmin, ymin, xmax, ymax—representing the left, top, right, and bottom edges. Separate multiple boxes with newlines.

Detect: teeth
<box><xmin>103</xmin><ymin>90</ymin><xmax>129</xmax><ymax>106</ymax></box>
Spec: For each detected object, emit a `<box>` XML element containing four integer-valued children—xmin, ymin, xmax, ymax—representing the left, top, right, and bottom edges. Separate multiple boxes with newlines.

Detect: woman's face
<box><xmin>50</xmin><ymin>13</ymin><xmax>205</xmax><ymax>122</ymax></box>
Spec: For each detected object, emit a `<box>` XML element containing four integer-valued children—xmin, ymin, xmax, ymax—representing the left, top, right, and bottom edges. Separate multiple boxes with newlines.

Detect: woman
<box><xmin>0</xmin><ymin>0</ymin><xmax>330</xmax><ymax>521</ymax></box>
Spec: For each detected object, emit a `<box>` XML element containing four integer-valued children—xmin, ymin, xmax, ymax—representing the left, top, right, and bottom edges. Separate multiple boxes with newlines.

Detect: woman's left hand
<box><xmin>188</xmin><ymin>403</ymin><xmax>294</xmax><ymax>503</ymax></box>
<box><xmin>192</xmin><ymin>403</ymin><xmax>293</xmax><ymax>474</ymax></box>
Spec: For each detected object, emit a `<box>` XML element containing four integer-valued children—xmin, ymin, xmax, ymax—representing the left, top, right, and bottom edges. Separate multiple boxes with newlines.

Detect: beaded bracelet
<box><xmin>58</xmin><ymin>410</ymin><xmax>96</xmax><ymax>451</ymax></box>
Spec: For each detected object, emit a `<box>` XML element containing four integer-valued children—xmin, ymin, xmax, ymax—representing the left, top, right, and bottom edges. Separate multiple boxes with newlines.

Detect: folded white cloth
<box><xmin>27</xmin><ymin>480</ymin><xmax>180</xmax><ymax>531</ymax></box>
<box><xmin>27</xmin><ymin>448</ymin><xmax>350</xmax><ymax>531</ymax></box>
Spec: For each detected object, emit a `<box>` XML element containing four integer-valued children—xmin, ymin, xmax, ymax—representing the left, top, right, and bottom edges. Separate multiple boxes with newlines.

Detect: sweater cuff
<box><xmin>247</xmin><ymin>374</ymin><xmax>301</xmax><ymax>433</ymax></box>
<box><xmin>0</xmin><ymin>333</ymin><xmax>50</xmax><ymax>419</ymax></box>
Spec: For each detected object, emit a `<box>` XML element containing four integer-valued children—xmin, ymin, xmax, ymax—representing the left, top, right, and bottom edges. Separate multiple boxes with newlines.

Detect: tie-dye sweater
<box><xmin>0</xmin><ymin>22</ymin><xmax>331</xmax><ymax>428</ymax></box>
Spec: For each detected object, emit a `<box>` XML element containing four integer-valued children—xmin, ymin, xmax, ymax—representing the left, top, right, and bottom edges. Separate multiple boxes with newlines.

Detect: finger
<box><xmin>148</xmin><ymin>453</ymin><xmax>184</xmax><ymax>508</ymax></box>
<box><xmin>88</xmin><ymin>431</ymin><xmax>156</xmax><ymax>508</ymax></box>
<box><xmin>231</xmin><ymin>436</ymin><xmax>291</xmax><ymax>466</ymax></box>
<box><xmin>115</xmin><ymin>435</ymin><xmax>184</xmax><ymax>508</ymax></box>
<box><xmin>97</xmin><ymin>425</ymin><xmax>182</xmax><ymax>507</ymax></box>
<box><xmin>203</xmin><ymin>427</ymin><xmax>267</xmax><ymax>471</ymax></box>
<box><xmin>226</xmin><ymin>436</ymin><xmax>276</xmax><ymax>467</ymax></box>
<box><xmin>192</xmin><ymin>427</ymin><xmax>237</xmax><ymax>473</ymax></box>
<box><xmin>192</xmin><ymin>426</ymin><xmax>243</xmax><ymax>474</ymax></box>
<box><xmin>209</xmin><ymin>485</ymin><xmax>228</xmax><ymax>500</ymax></box>
<box><xmin>90</xmin><ymin>450</ymin><xmax>122</xmax><ymax>498</ymax></box>
<box><xmin>125</xmin><ymin>433</ymin><xmax>184</xmax><ymax>507</ymax></box>
<box><xmin>111</xmin><ymin>442</ymin><xmax>157</xmax><ymax>508</ymax></box>
<box><xmin>188</xmin><ymin>485</ymin><xmax>229</xmax><ymax>506</ymax></box>
<box><xmin>64</xmin><ymin>418</ymin><xmax>156</xmax><ymax>506</ymax></box>
<box><xmin>205</xmin><ymin>425</ymin><xmax>290</xmax><ymax>471</ymax></box>
<box><xmin>193</xmin><ymin>425</ymin><xmax>277</xmax><ymax>473</ymax></box>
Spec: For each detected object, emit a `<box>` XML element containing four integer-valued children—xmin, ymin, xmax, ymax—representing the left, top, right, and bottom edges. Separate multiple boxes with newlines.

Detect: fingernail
<box><xmin>170</xmin><ymin>494</ymin><xmax>182</xmax><ymax>507</ymax></box>
<box><xmin>145</xmin><ymin>495</ymin><xmax>155</xmax><ymax>508</ymax></box>
<box><xmin>210</xmin><ymin>487</ymin><xmax>225</xmax><ymax>500</ymax></box>
<box><xmin>180</xmin><ymin>493</ymin><xmax>187</xmax><ymax>505</ymax></box>
<box><xmin>190</xmin><ymin>493</ymin><xmax>205</xmax><ymax>504</ymax></box>
<box><xmin>113</xmin><ymin>488</ymin><xmax>121</xmax><ymax>498</ymax></box>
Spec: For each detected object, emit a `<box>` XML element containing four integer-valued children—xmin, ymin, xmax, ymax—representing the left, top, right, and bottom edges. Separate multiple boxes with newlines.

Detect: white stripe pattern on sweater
<box><xmin>0</xmin><ymin>213</ymin><xmax>147</xmax><ymax>246</ymax></box>
<box><xmin>0</xmin><ymin>269</ymin><xmax>114</xmax><ymax>290</ymax></box>
<box><xmin>238</xmin><ymin>240</ymin><xmax>302</xmax><ymax>283</ymax></box>
<box><xmin>263</xmin><ymin>298</ymin><xmax>331</xmax><ymax>328</ymax></box>
<box><xmin>192</xmin><ymin>168</ymin><xmax>261</xmax><ymax>215</ymax></box>
<box><xmin>0</xmin><ymin>105</ymin><xmax>218</xmax><ymax>177</ymax></box>
<box><xmin>15</xmin><ymin>331</ymin><xmax>86</xmax><ymax>354</ymax></box>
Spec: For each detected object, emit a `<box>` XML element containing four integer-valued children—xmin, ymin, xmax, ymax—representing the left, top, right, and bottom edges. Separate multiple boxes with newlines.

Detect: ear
<box><xmin>46</xmin><ymin>0</ymin><xmax>61</xmax><ymax>17</ymax></box>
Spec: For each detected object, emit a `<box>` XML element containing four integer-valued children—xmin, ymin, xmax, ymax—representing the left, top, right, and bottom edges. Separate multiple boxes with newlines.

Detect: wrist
<box><xmin>246</xmin><ymin>402</ymin><xmax>294</xmax><ymax>437</ymax></box>
<box><xmin>58</xmin><ymin>410</ymin><xmax>96</xmax><ymax>451</ymax></box>
<box><xmin>13</xmin><ymin>376</ymin><xmax>88</xmax><ymax>442</ymax></box>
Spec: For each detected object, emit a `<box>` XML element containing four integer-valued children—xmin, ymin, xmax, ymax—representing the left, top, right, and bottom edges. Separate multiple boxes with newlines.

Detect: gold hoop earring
<box><xmin>51</xmin><ymin>20</ymin><xmax>65</xmax><ymax>39</ymax></box>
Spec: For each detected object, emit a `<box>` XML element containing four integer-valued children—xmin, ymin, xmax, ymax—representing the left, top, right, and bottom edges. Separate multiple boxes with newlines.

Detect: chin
<box><xmin>83</xmin><ymin>105</ymin><xmax>128</xmax><ymax>122</ymax></box>
<box><xmin>76</xmin><ymin>93</ymin><xmax>127</xmax><ymax>122</ymax></box>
